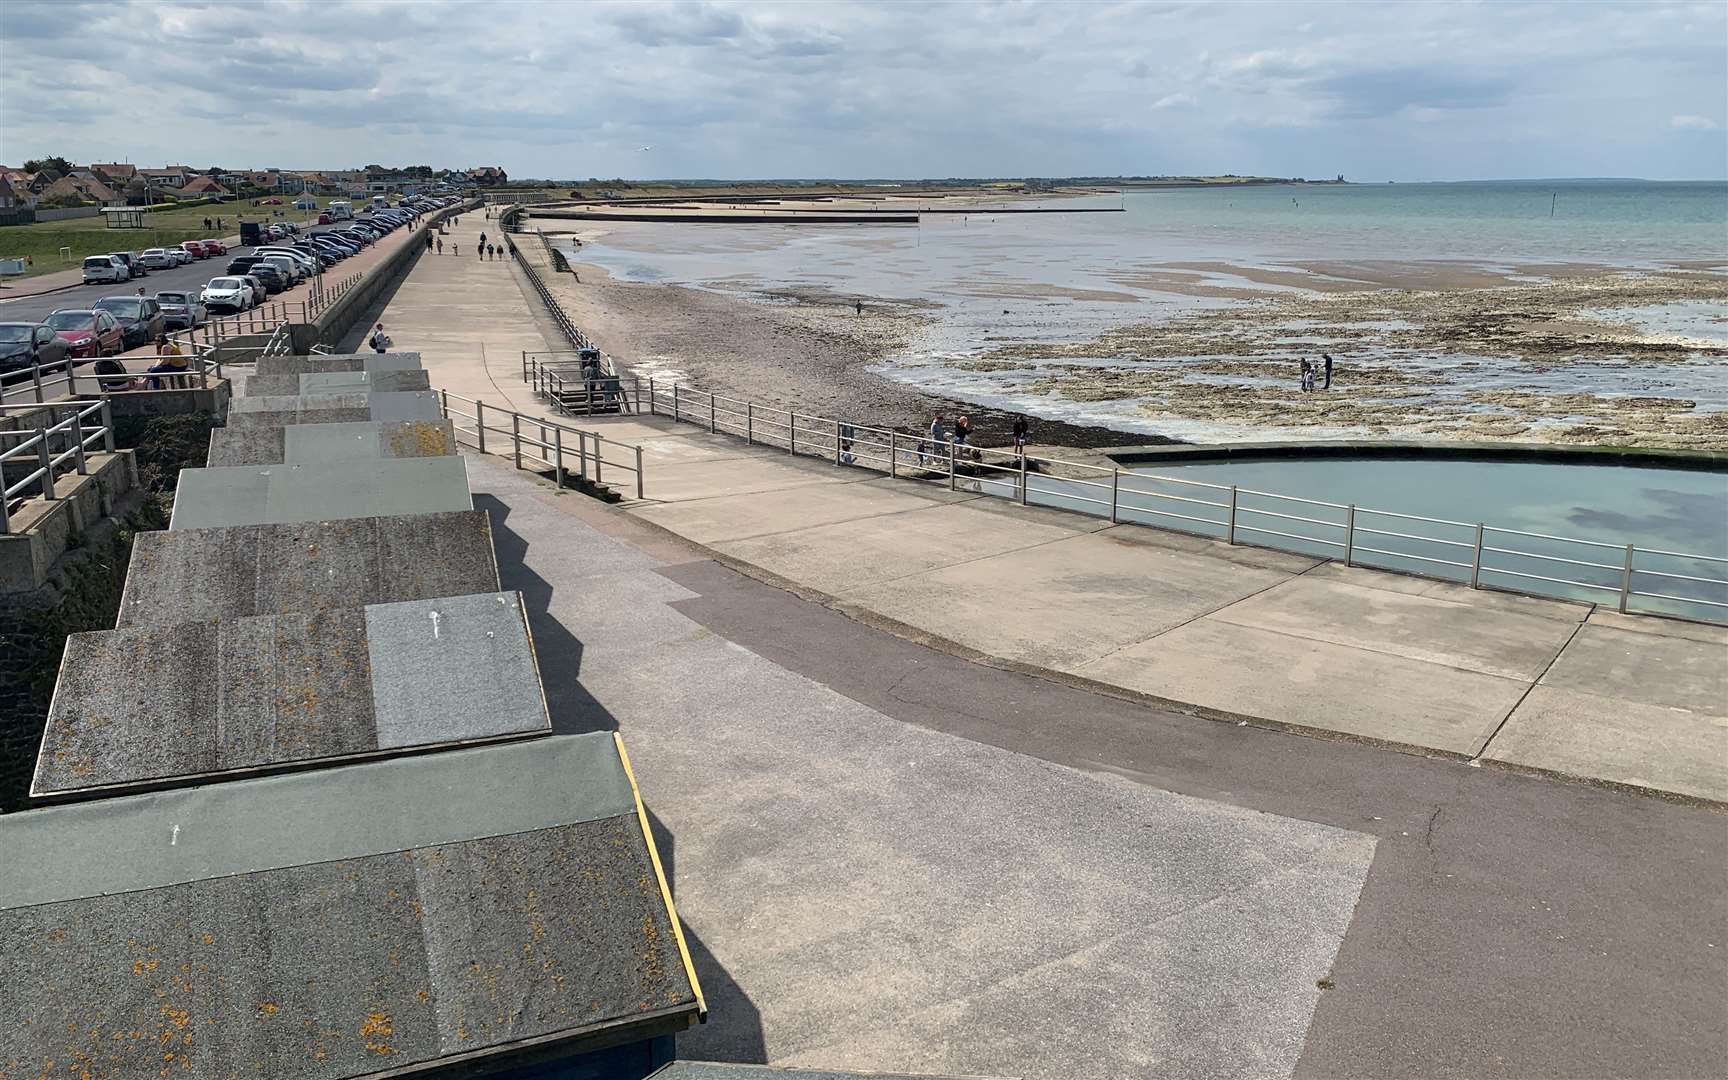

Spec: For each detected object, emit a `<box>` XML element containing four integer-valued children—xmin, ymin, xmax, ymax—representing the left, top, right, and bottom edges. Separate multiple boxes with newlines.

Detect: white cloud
<box><xmin>1670</xmin><ymin>114</ymin><xmax>1722</xmax><ymax>130</ymax></box>
<box><xmin>0</xmin><ymin>1</ymin><xmax>1723</xmax><ymax>181</ymax></box>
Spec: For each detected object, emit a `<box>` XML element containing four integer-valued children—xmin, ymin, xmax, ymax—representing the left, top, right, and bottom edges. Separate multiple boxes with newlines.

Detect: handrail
<box><xmin>629</xmin><ymin>379</ymin><xmax>1727</xmax><ymax>624</ymax></box>
<box><xmin>1</xmin><ymin>351</ymin><xmax>223</xmax><ymax>406</ymax></box>
<box><xmin>436</xmin><ymin>388</ymin><xmax>645</xmax><ymax>500</ymax></box>
<box><xmin>0</xmin><ymin>398</ymin><xmax>115</xmax><ymax>533</ymax></box>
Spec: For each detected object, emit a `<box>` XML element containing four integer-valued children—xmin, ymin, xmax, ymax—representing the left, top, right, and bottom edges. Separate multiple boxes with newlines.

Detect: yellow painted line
<box><xmin>613</xmin><ymin>731</ymin><xmax>707</xmax><ymax>1020</ymax></box>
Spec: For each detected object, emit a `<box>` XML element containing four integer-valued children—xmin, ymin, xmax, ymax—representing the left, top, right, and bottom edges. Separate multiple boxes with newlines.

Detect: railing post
<box><xmin>709</xmin><ymin>392</ymin><xmax>717</xmax><ymax>434</ymax></box>
<box><xmin>593</xmin><ymin>434</ymin><xmax>603</xmax><ymax>484</ymax></box>
<box><xmin>746</xmin><ymin>402</ymin><xmax>753</xmax><ymax>445</ymax></box>
<box><xmin>71</xmin><ymin>409</ymin><xmax>86</xmax><ymax>474</ymax></box>
<box><xmin>672</xmin><ymin>384</ymin><xmax>680</xmax><ymax>424</ymax></box>
<box><xmin>948</xmin><ymin>440</ymin><xmax>957</xmax><ymax>491</ymax></box>
<box><xmin>31</xmin><ymin>361</ymin><xmax>44</xmax><ymax>404</ymax></box>
<box><xmin>475</xmin><ymin>400</ymin><xmax>486</xmax><ymax>453</ymax></box>
<box><xmin>834</xmin><ymin>421</ymin><xmax>842</xmax><ymax>465</ymax></box>
<box><xmin>1344</xmin><ymin>504</ymin><xmax>1356</xmax><ymax>566</ymax></box>
<box><xmin>511</xmin><ymin>412</ymin><xmax>521</xmax><ymax>470</ymax></box>
<box><xmin>439</xmin><ymin>388</ymin><xmax>449</xmax><ymax>419</ymax></box>
<box><xmin>35</xmin><ymin>422</ymin><xmax>55</xmax><ymax>500</ymax></box>
<box><xmin>1227</xmin><ymin>485</ymin><xmax>1237</xmax><ymax>543</ymax></box>
<box><xmin>66</xmin><ymin>358</ymin><xmax>78</xmax><ymax>398</ymax></box>
<box><xmin>889</xmin><ymin>431</ymin><xmax>897</xmax><ymax>477</ymax></box>
<box><xmin>1470</xmin><ymin>524</ymin><xmax>1484</xmax><ymax>588</ymax></box>
<box><xmin>101</xmin><ymin>400</ymin><xmax>114</xmax><ymax>452</ymax></box>
<box><xmin>1019</xmin><ymin>452</ymin><xmax>1028</xmax><ymax>505</ymax></box>
<box><xmin>1110</xmin><ymin>469</ymin><xmax>1120</xmax><ymax>524</ymax></box>
<box><xmin>1619</xmin><ymin>544</ymin><xmax>1634</xmax><ymax>614</ymax></box>
<box><xmin>788</xmin><ymin>412</ymin><xmax>795</xmax><ymax>454</ymax></box>
<box><xmin>635</xmin><ymin>446</ymin><xmax>644</xmax><ymax>500</ymax></box>
<box><xmin>554</xmin><ymin>427</ymin><xmax>565</xmax><ymax>488</ymax></box>
<box><xmin>646</xmin><ymin>378</ymin><xmax>655</xmax><ymax>416</ymax></box>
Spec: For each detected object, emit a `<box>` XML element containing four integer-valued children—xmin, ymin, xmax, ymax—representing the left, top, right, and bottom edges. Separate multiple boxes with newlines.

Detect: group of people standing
<box><xmin>1300</xmin><ymin>353</ymin><xmax>1336</xmax><ymax>392</ymax></box>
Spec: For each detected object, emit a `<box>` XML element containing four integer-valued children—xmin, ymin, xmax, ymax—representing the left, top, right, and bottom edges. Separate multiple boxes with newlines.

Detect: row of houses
<box><xmin>0</xmin><ymin>163</ymin><xmax>511</xmax><ymax>214</ymax></box>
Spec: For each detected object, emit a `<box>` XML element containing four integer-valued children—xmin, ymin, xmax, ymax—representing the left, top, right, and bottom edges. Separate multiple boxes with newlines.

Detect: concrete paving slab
<box><xmin>207</xmin><ymin>419</ymin><xmax>456</xmax><ymax>466</ymax></box>
<box><xmin>170</xmin><ymin>456</ymin><xmax>471</xmax><ymax>529</ymax></box>
<box><xmin>224</xmin><ymin>390</ymin><xmax>443</xmax><ymax>429</ymax></box>
<box><xmin>253</xmin><ymin>351</ymin><xmax>423</xmax><ymax>376</ymax></box>
<box><xmin>634</xmin><ymin>479</ymin><xmax>970</xmax><ymax>545</ymax></box>
<box><xmin>842</xmin><ymin>527</ymin><xmax>1299</xmax><ymax>670</ymax></box>
<box><xmin>712</xmin><ymin>500</ymin><xmax>1094</xmax><ymax>596</ymax></box>
<box><xmin>119</xmin><ymin>510</ymin><xmax>499</xmax><ymax>626</ymax></box>
<box><xmin>1209</xmin><ymin>575</ymin><xmax>1583</xmax><ymax>681</ymax></box>
<box><xmin>242</xmin><ymin>369</ymin><xmax>431</xmax><ymax>396</ymax></box>
<box><xmin>1080</xmin><ymin>617</ymin><xmax>1528</xmax><ymax>755</ymax></box>
<box><xmin>1585</xmin><ymin>609</ymin><xmax>1728</xmax><ymax>645</ymax></box>
<box><xmin>1541</xmin><ymin>622</ymin><xmax>1728</xmax><ymax>714</ymax></box>
<box><xmin>34</xmin><ymin>593</ymin><xmax>550</xmax><ymax>799</ymax></box>
<box><xmin>1482</xmin><ymin>685</ymin><xmax>1728</xmax><ymax>801</ymax></box>
<box><xmin>1301</xmin><ymin>559</ymin><xmax>1596</xmax><ymax>620</ymax></box>
<box><xmin>642</xmin><ymin>452</ymin><xmax>855</xmax><ymax>502</ymax></box>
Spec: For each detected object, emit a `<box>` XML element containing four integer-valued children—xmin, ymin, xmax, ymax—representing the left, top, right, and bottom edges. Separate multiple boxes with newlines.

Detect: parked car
<box><xmin>44</xmin><ymin>309</ymin><xmax>124</xmax><ymax>358</ymax></box>
<box><xmin>248</xmin><ymin>265</ymin><xmax>287</xmax><ymax>294</ymax></box>
<box><xmin>259</xmin><ymin>254</ymin><xmax>304</xmax><ymax>284</ymax></box>
<box><xmin>109</xmin><ymin>252</ymin><xmax>146</xmax><ymax>278</ymax></box>
<box><xmin>200</xmin><ymin>277</ymin><xmax>253</xmax><ymax>313</ymax></box>
<box><xmin>256</xmin><ymin>247</ymin><xmax>318</xmax><ymax>275</ymax></box>
<box><xmin>154</xmin><ymin>291</ymin><xmax>207</xmax><ymax>330</ymax></box>
<box><xmin>180</xmin><ymin>241</ymin><xmax>209</xmax><ymax>260</ymax></box>
<box><xmin>225</xmin><ymin>256</ymin><xmax>265</xmax><ymax>275</ymax></box>
<box><xmin>170</xmin><ymin>247</ymin><xmax>193</xmax><ymax>265</ymax></box>
<box><xmin>198</xmin><ymin>238</ymin><xmax>226</xmax><ymax>256</ymax></box>
<box><xmin>239</xmin><ymin>274</ymin><xmax>268</xmax><ymax>305</ymax></box>
<box><xmin>82</xmin><ymin>255</ymin><xmax>129</xmax><ymax>285</ymax></box>
<box><xmin>93</xmin><ymin>296</ymin><xmax>166</xmax><ymax>349</ymax></box>
<box><xmin>317</xmin><ymin>212</ymin><xmax>332</xmax><ymax>225</ymax></box>
<box><xmin>0</xmin><ymin>322</ymin><xmax>71</xmax><ymax>375</ymax></box>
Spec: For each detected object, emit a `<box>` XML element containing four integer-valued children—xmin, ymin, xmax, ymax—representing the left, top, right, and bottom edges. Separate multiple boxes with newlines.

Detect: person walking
<box><xmin>1299</xmin><ymin>357</ymin><xmax>1312</xmax><ymax>392</ymax></box>
<box><xmin>368</xmin><ymin>323</ymin><xmax>393</xmax><ymax>353</ymax></box>
<box><xmin>436</xmin><ymin>237</ymin><xmax>443</xmax><ymax>255</ymax></box>
<box><xmin>427</xmin><ymin>233</ymin><xmax>435</xmax><ymax>252</ymax></box>
<box><xmin>478</xmin><ymin>231</ymin><xmax>487</xmax><ymax>250</ymax></box>
<box><xmin>1012</xmin><ymin>415</ymin><xmax>1029</xmax><ymax>454</ymax></box>
<box><xmin>1323</xmin><ymin>353</ymin><xmax>1335</xmax><ymax>390</ymax></box>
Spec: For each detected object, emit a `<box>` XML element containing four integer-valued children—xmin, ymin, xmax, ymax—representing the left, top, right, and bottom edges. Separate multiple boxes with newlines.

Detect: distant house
<box><xmin>0</xmin><ymin>169</ymin><xmax>38</xmax><ymax>206</ymax></box>
<box><xmin>181</xmin><ymin>175</ymin><xmax>229</xmax><ymax>197</ymax></box>
<box><xmin>39</xmin><ymin>173</ymin><xmax>118</xmax><ymax>205</ymax></box>
<box><xmin>89</xmin><ymin>163</ymin><xmax>137</xmax><ymax>187</ymax></box>
<box><xmin>467</xmin><ymin>165</ymin><xmax>508</xmax><ymax>186</ymax></box>
<box><xmin>0</xmin><ymin>177</ymin><xmax>21</xmax><ymax>209</ymax></box>
<box><xmin>138</xmin><ymin>166</ymin><xmax>193</xmax><ymax>188</ymax></box>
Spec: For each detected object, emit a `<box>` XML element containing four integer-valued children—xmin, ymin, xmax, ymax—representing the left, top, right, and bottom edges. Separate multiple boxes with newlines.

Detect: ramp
<box><xmin>170</xmin><ymin>455</ymin><xmax>471</xmax><ymax>529</ymax></box>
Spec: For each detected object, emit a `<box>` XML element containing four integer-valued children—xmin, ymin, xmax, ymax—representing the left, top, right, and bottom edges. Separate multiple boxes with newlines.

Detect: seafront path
<box><xmin>365</xmin><ymin>212</ymin><xmax>1726</xmax><ymax>1077</ymax></box>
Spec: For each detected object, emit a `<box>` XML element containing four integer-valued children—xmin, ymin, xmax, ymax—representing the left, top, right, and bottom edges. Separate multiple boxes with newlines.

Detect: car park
<box><xmin>82</xmin><ymin>255</ymin><xmax>129</xmax><ymax>285</ymax></box>
<box><xmin>109</xmin><ymin>252</ymin><xmax>146</xmax><ymax>278</ymax></box>
<box><xmin>44</xmin><ymin>309</ymin><xmax>125</xmax><ymax>358</ymax></box>
<box><xmin>0</xmin><ymin>322</ymin><xmax>72</xmax><ymax>375</ymax></box>
<box><xmin>154</xmin><ymin>291</ymin><xmax>207</xmax><ymax>330</ymax></box>
<box><xmin>200</xmin><ymin>277</ymin><xmax>252</xmax><ymax>313</ymax></box>
<box><xmin>93</xmin><ymin>296</ymin><xmax>166</xmax><ymax>349</ymax></box>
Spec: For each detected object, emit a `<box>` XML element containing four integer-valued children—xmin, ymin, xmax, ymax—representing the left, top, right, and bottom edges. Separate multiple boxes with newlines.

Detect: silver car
<box><xmin>154</xmin><ymin>290</ymin><xmax>207</xmax><ymax>329</ymax></box>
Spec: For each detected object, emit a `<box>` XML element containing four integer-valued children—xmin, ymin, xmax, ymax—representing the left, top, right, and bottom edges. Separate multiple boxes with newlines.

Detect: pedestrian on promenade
<box><xmin>1323</xmin><ymin>353</ymin><xmax>1335</xmax><ymax>389</ymax></box>
<box><xmin>928</xmin><ymin>415</ymin><xmax>946</xmax><ymax>465</ymax></box>
<box><xmin>839</xmin><ymin>422</ymin><xmax>856</xmax><ymax>465</ymax></box>
<box><xmin>1012</xmin><ymin>415</ymin><xmax>1029</xmax><ymax>454</ymax></box>
<box><xmin>427</xmin><ymin>233</ymin><xmax>435</xmax><ymax>252</ymax></box>
<box><xmin>369</xmin><ymin>323</ymin><xmax>393</xmax><ymax>353</ymax></box>
<box><xmin>436</xmin><ymin>237</ymin><xmax>443</xmax><ymax>254</ymax></box>
<box><xmin>453</xmin><ymin>244</ymin><xmax>458</xmax><ymax>256</ymax></box>
<box><xmin>953</xmin><ymin>415</ymin><xmax>972</xmax><ymax>446</ymax></box>
<box><xmin>479</xmin><ymin>232</ymin><xmax>487</xmax><ymax>250</ymax></box>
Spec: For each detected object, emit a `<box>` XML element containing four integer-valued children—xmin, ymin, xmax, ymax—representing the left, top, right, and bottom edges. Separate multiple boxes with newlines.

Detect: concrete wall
<box><xmin>33</xmin><ymin>205</ymin><xmax>102</xmax><ymax>222</ymax></box>
<box><xmin>103</xmin><ymin>382</ymin><xmax>231</xmax><ymax>423</ymax></box>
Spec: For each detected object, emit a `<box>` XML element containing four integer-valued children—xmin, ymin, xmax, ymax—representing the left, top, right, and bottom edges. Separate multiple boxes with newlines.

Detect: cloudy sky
<box><xmin>3</xmin><ymin>0</ymin><xmax>1723</xmax><ymax>181</ymax></box>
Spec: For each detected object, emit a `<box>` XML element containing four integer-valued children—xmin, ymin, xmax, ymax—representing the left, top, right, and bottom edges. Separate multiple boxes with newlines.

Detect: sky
<box><xmin>2</xmin><ymin>0</ymin><xmax>1724</xmax><ymax>182</ymax></box>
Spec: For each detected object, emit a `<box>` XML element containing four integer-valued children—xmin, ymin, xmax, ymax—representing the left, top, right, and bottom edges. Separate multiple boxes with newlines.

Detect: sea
<box><xmin>556</xmin><ymin>179</ymin><xmax>1728</xmax><ymax>440</ymax></box>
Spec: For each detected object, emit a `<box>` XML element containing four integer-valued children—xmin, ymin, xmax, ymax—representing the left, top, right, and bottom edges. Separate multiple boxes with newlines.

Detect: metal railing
<box><xmin>437</xmin><ymin>389</ymin><xmax>645</xmax><ymax>500</ymax></box>
<box><xmin>521</xmin><ymin>350</ymin><xmax>633</xmax><ymax>416</ymax></box>
<box><xmin>635</xmin><ymin>380</ymin><xmax>1728</xmax><ymax>624</ymax></box>
<box><xmin>1</xmin><ymin>351</ymin><xmax>224</xmax><ymax>405</ymax></box>
<box><xmin>1</xmin><ymin>398</ymin><xmax>116</xmax><ymax>532</ymax></box>
<box><xmin>259</xmin><ymin>322</ymin><xmax>294</xmax><ymax>358</ymax></box>
<box><xmin>502</xmin><ymin>225</ymin><xmax>596</xmax><ymax>352</ymax></box>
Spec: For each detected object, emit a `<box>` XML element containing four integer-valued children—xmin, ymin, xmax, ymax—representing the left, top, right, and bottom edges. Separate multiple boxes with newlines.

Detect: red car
<box><xmin>180</xmin><ymin>241</ymin><xmax>208</xmax><ymax>260</ymax></box>
<box><xmin>44</xmin><ymin>309</ymin><xmax>125</xmax><ymax>359</ymax></box>
<box><xmin>198</xmin><ymin>239</ymin><xmax>226</xmax><ymax>256</ymax></box>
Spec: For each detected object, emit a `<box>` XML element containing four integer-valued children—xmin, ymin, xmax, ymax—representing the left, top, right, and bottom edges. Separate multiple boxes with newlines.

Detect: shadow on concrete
<box><xmin>647</xmin><ymin>806</ymin><xmax>767</xmax><ymax>1063</ymax></box>
<box><xmin>474</xmin><ymin>492</ymin><xmax>617</xmax><ymax>735</ymax></box>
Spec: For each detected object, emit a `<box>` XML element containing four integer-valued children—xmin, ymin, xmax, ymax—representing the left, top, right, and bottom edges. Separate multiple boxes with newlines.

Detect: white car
<box><xmin>259</xmin><ymin>254</ymin><xmax>304</xmax><ymax>284</ymax></box>
<box><xmin>139</xmin><ymin>248</ymin><xmax>177</xmax><ymax>270</ymax></box>
<box><xmin>254</xmin><ymin>247</ymin><xmax>317</xmax><ymax>277</ymax></box>
<box><xmin>170</xmin><ymin>247</ymin><xmax>193</xmax><ymax>265</ymax></box>
<box><xmin>200</xmin><ymin>277</ymin><xmax>253</xmax><ymax>313</ymax></box>
<box><xmin>82</xmin><ymin>255</ymin><xmax>128</xmax><ymax>285</ymax></box>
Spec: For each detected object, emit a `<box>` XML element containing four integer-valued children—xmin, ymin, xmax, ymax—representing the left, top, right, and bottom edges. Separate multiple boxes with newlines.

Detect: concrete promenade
<box><xmin>369</xmin><ymin>226</ymin><xmax>1727</xmax><ymax>804</ymax></box>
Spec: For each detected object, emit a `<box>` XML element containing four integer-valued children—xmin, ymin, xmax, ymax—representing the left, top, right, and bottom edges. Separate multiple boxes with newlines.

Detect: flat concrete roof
<box><xmin>170</xmin><ymin>456</ymin><xmax>471</xmax><ymax>529</ymax></box>
<box><xmin>207</xmin><ymin>419</ymin><xmax>456</xmax><ymax>466</ymax></box>
<box><xmin>243</xmin><ymin>369</ymin><xmax>432</xmax><ymax>397</ymax></box>
<box><xmin>34</xmin><ymin>591</ymin><xmax>550</xmax><ymax>799</ymax></box>
<box><xmin>254</xmin><ymin>352</ymin><xmax>424</xmax><ymax>376</ymax></box>
<box><xmin>119</xmin><ymin>510</ymin><xmax>499</xmax><ymax>626</ymax></box>
<box><xmin>225</xmin><ymin>390</ymin><xmax>444</xmax><ymax>429</ymax></box>
<box><xmin>2</xmin><ymin>735</ymin><xmax>703</xmax><ymax>1075</ymax></box>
